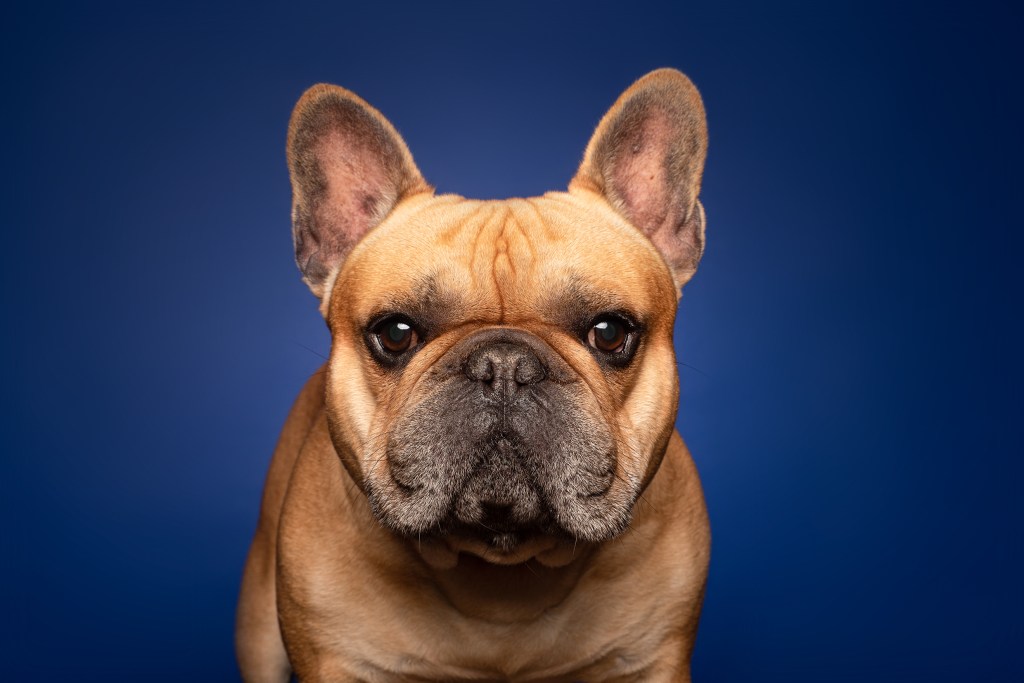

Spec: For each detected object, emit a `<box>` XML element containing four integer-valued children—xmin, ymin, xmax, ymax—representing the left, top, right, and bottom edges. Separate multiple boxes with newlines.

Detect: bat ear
<box><xmin>287</xmin><ymin>84</ymin><xmax>431</xmax><ymax>299</ymax></box>
<box><xmin>571</xmin><ymin>69</ymin><xmax>708</xmax><ymax>290</ymax></box>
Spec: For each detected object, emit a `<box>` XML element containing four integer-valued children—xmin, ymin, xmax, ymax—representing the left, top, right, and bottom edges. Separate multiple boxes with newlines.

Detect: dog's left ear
<box><xmin>571</xmin><ymin>69</ymin><xmax>708</xmax><ymax>290</ymax></box>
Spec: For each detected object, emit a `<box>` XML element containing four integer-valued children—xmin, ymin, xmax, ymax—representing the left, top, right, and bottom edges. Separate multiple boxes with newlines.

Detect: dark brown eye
<box><xmin>588</xmin><ymin>317</ymin><xmax>628</xmax><ymax>353</ymax></box>
<box><xmin>373</xmin><ymin>317</ymin><xmax>418</xmax><ymax>355</ymax></box>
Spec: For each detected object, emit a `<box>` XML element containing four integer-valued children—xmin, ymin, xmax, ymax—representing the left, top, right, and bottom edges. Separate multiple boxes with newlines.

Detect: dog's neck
<box><xmin>425</xmin><ymin>551</ymin><xmax>595</xmax><ymax>623</ymax></box>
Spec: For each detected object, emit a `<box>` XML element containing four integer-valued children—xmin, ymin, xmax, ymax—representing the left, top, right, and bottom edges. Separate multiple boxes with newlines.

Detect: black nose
<box><xmin>464</xmin><ymin>341</ymin><xmax>546</xmax><ymax>395</ymax></box>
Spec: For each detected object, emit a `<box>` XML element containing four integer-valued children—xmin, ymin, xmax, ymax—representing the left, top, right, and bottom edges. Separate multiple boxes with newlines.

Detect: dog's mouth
<box><xmin>417</xmin><ymin>506</ymin><xmax>566</xmax><ymax>565</ymax></box>
<box><xmin>450</xmin><ymin>513</ymin><xmax>569</xmax><ymax>551</ymax></box>
<box><xmin>387</xmin><ymin>484</ymin><xmax>587</xmax><ymax>569</ymax></box>
<box><xmin>415</xmin><ymin>526</ymin><xmax>583</xmax><ymax>570</ymax></box>
<box><xmin>373</xmin><ymin>417</ymin><xmax>629</xmax><ymax>568</ymax></box>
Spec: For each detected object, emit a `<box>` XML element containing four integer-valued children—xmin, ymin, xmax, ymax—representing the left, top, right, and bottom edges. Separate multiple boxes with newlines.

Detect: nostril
<box><xmin>464</xmin><ymin>353</ymin><xmax>495</xmax><ymax>383</ymax></box>
<box><xmin>514</xmin><ymin>358</ymin><xmax>546</xmax><ymax>385</ymax></box>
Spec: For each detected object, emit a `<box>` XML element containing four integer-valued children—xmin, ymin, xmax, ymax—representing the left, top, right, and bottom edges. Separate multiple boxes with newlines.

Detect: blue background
<box><xmin>2</xmin><ymin>1</ymin><xmax>1021</xmax><ymax>680</ymax></box>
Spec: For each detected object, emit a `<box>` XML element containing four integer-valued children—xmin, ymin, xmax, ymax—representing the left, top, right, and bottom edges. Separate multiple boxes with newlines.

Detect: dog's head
<box><xmin>286</xmin><ymin>70</ymin><xmax>707</xmax><ymax>567</ymax></box>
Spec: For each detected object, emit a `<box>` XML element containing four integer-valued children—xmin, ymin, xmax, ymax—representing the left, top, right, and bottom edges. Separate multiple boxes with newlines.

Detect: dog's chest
<box><xmin>307</xmin><ymin>588</ymin><xmax>671</xmax><ymax>683</ymax></box>
<box><xmin>347</xmin><ymin>628</ymin><xmax>657</xmax><ymax>683</ymax></box>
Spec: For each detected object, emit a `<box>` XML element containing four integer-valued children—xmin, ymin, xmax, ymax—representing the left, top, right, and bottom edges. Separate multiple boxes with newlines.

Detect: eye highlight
<box><xmin>589</xmin><ymin>318</ymin><xmax>627</xmax><ymax>353</ymax></box>
<box><xmin>585</xmin><ymin>313</ymin><xmax>638</xmax><ymax>362</ymax></box>
<box><xmin>368</xmin><ymin>315</ymin><xmax>420</xmax><ymax>361</ymax></box>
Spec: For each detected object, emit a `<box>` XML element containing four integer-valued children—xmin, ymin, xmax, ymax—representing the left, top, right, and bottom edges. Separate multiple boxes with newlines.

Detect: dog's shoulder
<box><xmin>284</xmin><ymin>366</ymin><xmax>327</xmax><ymax>443</ymax></box>
<box><xmin>256</xmin><ymin>367</ymin><xmax>327</xmax><ymax>527</ymax></box>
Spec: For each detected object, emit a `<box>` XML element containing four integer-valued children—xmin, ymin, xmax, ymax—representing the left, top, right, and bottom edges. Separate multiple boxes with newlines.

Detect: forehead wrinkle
<box><xmin>506</xmin><ymin>200</ymin><xmax>539</xmax><ymax>268</ymax></box>
<box><xmin>458</xmin><ymin>202</ymin><xmax>489</xmax><ymax>278</ymax></box>
<box><xmin>490</xmin><ymin>202</ymin><xmax>552</xmax><ymax>319</ymax></box>
<box><xmin>465</xmin><ymin>204</ymin><xmax>509</xmax><ymax>321</ymax></box>
<box><xmin>521</xmin><ymin>197</ymin><xmax>558</xmax><ymax>241</ymax></box>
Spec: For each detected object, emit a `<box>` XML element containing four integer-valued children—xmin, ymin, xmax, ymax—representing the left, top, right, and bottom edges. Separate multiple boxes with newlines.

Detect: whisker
<box><xmin>676</xmin><ymin>361</ymin><xmax>709</xmax><ymax>378</ymax></box>
<box><xmin>292</xmin><ymin>339</ymin><xmax>329</xmax><ymax>360</ymax></box>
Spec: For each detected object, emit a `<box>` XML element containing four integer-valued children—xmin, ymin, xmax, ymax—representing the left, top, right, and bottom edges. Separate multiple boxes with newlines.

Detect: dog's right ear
<box><xmin>287</xmin><ymin>84</ymin><xmax>431</xmax><ymax>300</ymax></box>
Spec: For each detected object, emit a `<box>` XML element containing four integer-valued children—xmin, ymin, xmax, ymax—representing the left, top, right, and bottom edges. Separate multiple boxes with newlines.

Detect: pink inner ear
<box><xmin>315</xmin><ymin>129</ymin><xmax>395</xmax><ymax>248</ymax></box>
<box><xmin>610</xmin><ymin>110</ymin><xmax>678</xmax><ymax>239</ymax></box>
<box><xmin>606</xmin><ymin>107</ymin><xmax>702</xmax><ymax>281</ymax></box>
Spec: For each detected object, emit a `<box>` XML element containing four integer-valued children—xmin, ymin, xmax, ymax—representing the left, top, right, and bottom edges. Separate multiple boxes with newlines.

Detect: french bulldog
<box><xmin>236</xmin><ymin>68</ymin><xmax>711</xmax><ymax>682</ymax></box>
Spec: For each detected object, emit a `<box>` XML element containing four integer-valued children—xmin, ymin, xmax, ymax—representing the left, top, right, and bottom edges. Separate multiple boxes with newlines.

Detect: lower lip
<box><xmin>445</xmin><ymin>533</ymin><xmax>560</xmax><ymax>565</ymax></box>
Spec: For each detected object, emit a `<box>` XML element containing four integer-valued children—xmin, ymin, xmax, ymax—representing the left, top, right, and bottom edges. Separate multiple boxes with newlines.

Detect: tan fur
<box><xmin>237</xmin><ymin>70</ymin><xmax>711</xmax><ymax>682</ymax></box>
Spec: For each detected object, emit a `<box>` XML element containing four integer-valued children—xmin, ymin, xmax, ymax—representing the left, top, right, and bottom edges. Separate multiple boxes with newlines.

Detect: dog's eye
<box><xmin>587</xmin><ymin>316</ymin><xmax>629</xmax><ymax>354</ymax></box>
<box><xmin>370</xmin><ymin>316</ymin><xmax>419</xmax><ymax>356</ymax></box>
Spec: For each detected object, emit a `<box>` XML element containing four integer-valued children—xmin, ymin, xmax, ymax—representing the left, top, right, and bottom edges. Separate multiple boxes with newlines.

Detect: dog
<box><xmin>236</xmin><ymin>68</ymin><xmax>711</xmax><ymax>683</ymax></box>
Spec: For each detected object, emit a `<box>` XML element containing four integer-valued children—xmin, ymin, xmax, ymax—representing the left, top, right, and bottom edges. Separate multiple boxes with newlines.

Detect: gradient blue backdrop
<box><xmin>2</xmin><ymin>1</ymin><xmax>1021</xmax><ymax>680</ymax></box>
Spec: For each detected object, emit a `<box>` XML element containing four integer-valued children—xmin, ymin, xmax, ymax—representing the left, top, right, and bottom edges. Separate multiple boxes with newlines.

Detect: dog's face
<box><xmin>286</xmin><ymin>70</ymin><xmax>707</xmax><ymax>567</ymax></box>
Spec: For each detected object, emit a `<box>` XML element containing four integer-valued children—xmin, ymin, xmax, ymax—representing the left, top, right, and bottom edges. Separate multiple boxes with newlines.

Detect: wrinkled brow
<box><xmin>544</xmin><ymin>272</ymin><xmax>644</xmax><ymax>333</ymax></box>
<box><xmin>363</xmin><ymin>273</ymin><xmax>467</xmax><ymax>333</ymax></box>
